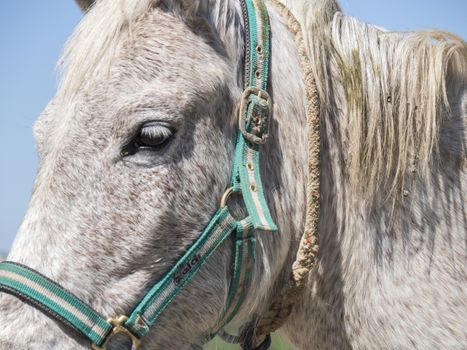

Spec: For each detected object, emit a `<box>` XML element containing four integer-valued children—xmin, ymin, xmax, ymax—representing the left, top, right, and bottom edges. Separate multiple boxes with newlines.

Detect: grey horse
<box><xmin>0</xmin><ymin>0</ymin><xmax>466</xmax><ymax>349</ymax></box>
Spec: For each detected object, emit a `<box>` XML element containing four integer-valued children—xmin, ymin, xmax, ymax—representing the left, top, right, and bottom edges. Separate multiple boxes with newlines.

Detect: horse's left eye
<box><xmin>122</xmin><ymin>122</ymin><xmax>174</xmax><ymax>156</ymax></box>
<box><xmin>136</xmin><ymin>123</ymin><xmax>173</xmax><ymax>149</ymax></box>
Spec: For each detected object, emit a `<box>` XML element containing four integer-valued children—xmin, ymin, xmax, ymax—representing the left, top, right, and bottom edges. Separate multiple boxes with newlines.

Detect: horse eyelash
<box><xmin>140</xmin><ymin>124</ymin><xmax>173</xmax><ymax>139</ymax></box>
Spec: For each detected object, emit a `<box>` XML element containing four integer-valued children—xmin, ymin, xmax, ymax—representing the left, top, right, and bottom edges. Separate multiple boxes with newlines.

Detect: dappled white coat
<box><xmin>0</xmin><ymin>0</ymin><xmax>465</xmax><ymax>349</ymax></box>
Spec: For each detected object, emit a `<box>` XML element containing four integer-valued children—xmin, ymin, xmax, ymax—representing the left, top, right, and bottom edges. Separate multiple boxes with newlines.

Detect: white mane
<box><xmin>59</xmin><ymin>0</ymin><xmax>243</xmax><ymax>101</ymax></box>
<box><xmin>59</xmin><ymin>0</ymin><xmax>154</xmax><ymax>100</ymax></box>
<box><xmin>286</xmin><ymin>0</ymin><xmax>467</xmax><ymax>201</ymax></box>
<box><xmin>61</xmin><ymin>0</ymin><xmax>467</xmax><ymax>201</ymax></box>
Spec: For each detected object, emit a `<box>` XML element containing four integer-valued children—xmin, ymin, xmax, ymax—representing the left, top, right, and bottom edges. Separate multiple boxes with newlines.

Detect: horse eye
<box><xmin>136</xmin><ymin>123</ymin><xmax>173</xmax><ymax>149</ymax></box>
<box><xmin>122</xmin><ymin>122</ymin><xmax>173</xmax><ymax>156</ymax></box>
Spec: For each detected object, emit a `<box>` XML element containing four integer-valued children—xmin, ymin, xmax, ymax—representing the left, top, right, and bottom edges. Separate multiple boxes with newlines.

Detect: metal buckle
<box><xmin>92</xmin><ymin>315</ymin><xmax>141</xmax><ymax>350</ymax></box>
<box><xmin>238</xmin><ymin>87</ymin><xmax>272</xmax><ymax>145</ymax></box>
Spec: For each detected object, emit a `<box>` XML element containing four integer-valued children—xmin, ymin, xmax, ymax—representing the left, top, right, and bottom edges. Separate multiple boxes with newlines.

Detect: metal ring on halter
<box><xmin>218</xmin><ymin>323</ymin><xmax>273</xmax><ymax>350</ymax></box>
<box><xmin>253</xmin><ymin>334</ymin><xmax>272</xmax><ymax>350</ymax></box>
<box><xmin>242</xmin><ymin>332</ymin><xmax>272</xmax><ymax>350</ymax></box>
<box><xmin>91</xmin><ymin>316</ymin><xmax>140</xmax><ymax>350</ymax></box>
<box><xmin>220</xmin><ymin>187</ymin><xmax>234</xmax><ymax>208</ymax></box>
<box><xmin>220</xmin><ymin>187</ymin><xmax>243</xmax><ymax>208</ymax></box>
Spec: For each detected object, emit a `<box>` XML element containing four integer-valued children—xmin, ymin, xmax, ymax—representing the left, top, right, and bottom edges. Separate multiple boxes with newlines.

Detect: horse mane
<box><xmin>59</xmin><ymin>0</ymin><xmax>153</xmax><ymax>100</ymax></box>
<box><xmin>289</xmin><ymin>0</ymin><xmax>467</xmax><ymax>201</ymax></box>
<box><xmin>61</xmin><ymin>0</ymin><xmax>466</xmax><ymax>202</ymax></box>
<box><xmin>58</xmin><ymin>0</ymin><xmax>242</xmax><ymax>101</ymax></box>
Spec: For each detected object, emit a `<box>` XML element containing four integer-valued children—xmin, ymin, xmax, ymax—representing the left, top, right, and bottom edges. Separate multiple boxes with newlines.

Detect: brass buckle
<box><xmin>238</xmin><ymin>86</ymin><xmax>272</xmax><ymax>145</ymax></box>
<box><xmin>92</xmin><ymin>315</ymin><xmax>141</xmax><ymax>350</ymax></box>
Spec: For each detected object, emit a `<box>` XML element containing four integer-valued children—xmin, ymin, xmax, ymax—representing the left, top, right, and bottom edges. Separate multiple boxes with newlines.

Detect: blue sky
<box><xmin>0</xmin><ymin>0</ymin><xmax>466</xmax><ymax>253</ymax></box>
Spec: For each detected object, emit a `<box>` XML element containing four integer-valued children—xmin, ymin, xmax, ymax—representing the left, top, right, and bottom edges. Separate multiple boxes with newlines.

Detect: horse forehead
<box><xmin>115</xmin><ymin>9</ymin><xmax>228</xmax><ymax>90</ymax></box>
<box><xmin>47</xmin><ymin>9</ymin><xmax>229</xmax><ymax>137</ymax></box>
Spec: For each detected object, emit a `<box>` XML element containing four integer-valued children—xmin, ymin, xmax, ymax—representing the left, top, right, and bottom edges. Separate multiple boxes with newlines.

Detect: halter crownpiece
<box><xmin>0</xmin><ymin>0</ymin><xmax>280</xmax><ymax>349</ymax></box>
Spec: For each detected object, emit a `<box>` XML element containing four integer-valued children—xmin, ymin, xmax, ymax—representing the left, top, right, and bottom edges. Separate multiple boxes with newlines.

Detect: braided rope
<box><xmin>248</xmin><ymin>1</ymin><xmax>321</xmax><ymax>347</ymax></box>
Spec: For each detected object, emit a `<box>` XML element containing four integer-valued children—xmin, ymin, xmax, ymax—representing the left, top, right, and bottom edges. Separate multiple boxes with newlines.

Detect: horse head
<box><xmin>0</xmin><ymin>0</ymin><xmax>307</xmax><ymax>348</ymax></box>
<box><xmin>1</xmin><ymin>0</ymin><xmax>466</xmax><ymax>349</ymax></box>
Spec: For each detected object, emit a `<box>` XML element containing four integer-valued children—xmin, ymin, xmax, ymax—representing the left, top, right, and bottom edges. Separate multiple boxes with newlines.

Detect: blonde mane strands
<box><xmin>61</xmin><ymin>0</ymin><xmax>467</xmax><ymax>203</ymax></box>
<box><xmin>58</xmin><ymin>0</ymin><xmax>242</xmax><ymax>102</ymax></box>
<box><xmin>58</xmin><ymin>0</ymin><xmax>156</xmax><ymax>101</ymax></box>
<box><xmin>288</xmin><ymin>0</ymin><xmax>467</xmax><ymax>202</ymax></box>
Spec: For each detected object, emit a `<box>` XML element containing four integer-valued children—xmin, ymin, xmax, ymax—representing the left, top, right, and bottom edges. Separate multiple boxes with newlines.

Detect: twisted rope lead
<box><xmin>248</xmin><ymin>1</ymin><xmax>321</xmax><ymax>347</ymax></box>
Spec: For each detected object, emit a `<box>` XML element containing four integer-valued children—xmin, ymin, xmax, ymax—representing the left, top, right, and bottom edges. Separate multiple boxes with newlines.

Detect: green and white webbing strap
<box><xmin>207</xmin><ymin>0</ymin><xmax>276</xmax><ymax>343</ymax></box>
<box><xmin>125</xmin><ymin>207</ymin><xmax>238</xmax><ymax>338</ymax></box>
<box><xmin>243</xmin><ymin>0</ymin><xmax>270</xmax><ymax>88</ymax></box>
<box><xmin>212</xmin><ymin>220</ymin><xmax>256</xmax><ymax>334</ymax></box>
<box><xmin>0</xmin><ymin>262</ymin><xmax>112</xmax><ymax>346</ymax></box>
<box><xmin>0</xmin><ymin>1</ymin><xmax>277</xmax><ymax>349</ymax></box>
<box><xmin>0</xmin><ymin>207</ymin><xmax>239</xmax><ymax>347</ymax></box>
<box><xmin>233</xmin><ymin>0</ymin><xmax>277</xmax><ymax>232</ymax></box>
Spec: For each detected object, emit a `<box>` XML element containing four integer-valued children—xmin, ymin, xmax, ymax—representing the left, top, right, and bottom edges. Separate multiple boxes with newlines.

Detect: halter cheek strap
<box><xmin>0</xmin><ymin>1</ymin><xmax>276</xmax><ymax>349</ymax></box>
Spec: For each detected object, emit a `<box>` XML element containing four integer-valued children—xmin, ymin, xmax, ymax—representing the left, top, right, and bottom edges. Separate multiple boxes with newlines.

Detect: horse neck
<box><xmin>280</xmin><ymin>7</ymin><xmax>467</xmax><ymax>350</ymax></box>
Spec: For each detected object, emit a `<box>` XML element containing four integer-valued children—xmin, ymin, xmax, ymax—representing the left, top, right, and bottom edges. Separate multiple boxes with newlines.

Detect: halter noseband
<box><xmin>0</xmin><ymin>1</ymin><xmax>277</xmax><ymax>349</ymax></box>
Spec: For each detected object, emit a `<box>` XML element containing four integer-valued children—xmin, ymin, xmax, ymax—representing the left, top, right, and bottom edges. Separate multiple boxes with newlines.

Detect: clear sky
<box><xmin>0</xmin><ymin>1</ymin><xmax>466</xmax><ymax>253</ymax></box>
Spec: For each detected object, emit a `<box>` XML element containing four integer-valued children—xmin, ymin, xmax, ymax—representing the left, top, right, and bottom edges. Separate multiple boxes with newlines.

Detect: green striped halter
<box><xmin>0</xmin><ymin>1</ymin><xmax>276</xmax><ymax>349</ymax></box>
